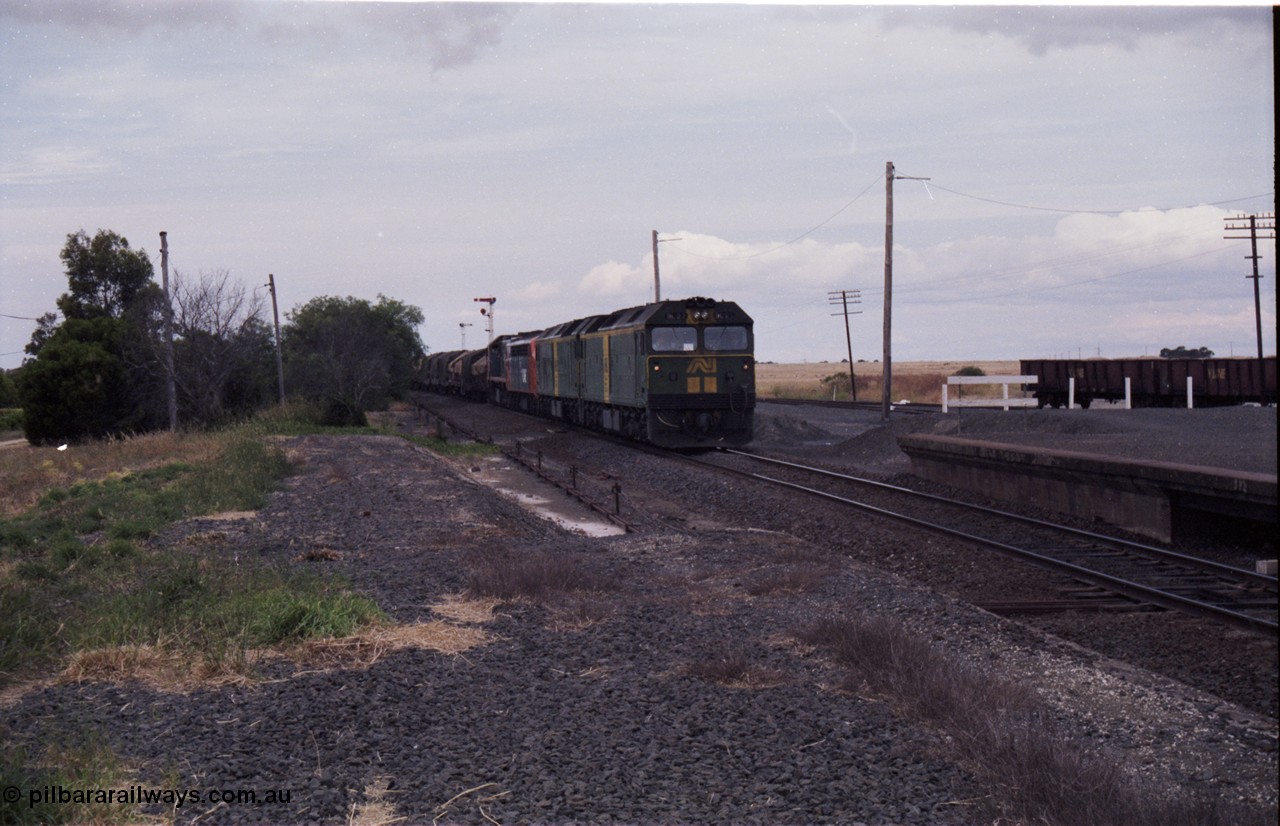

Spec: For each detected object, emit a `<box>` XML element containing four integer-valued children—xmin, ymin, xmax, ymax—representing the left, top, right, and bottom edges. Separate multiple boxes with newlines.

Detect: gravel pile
<box><xmin>4</xmin><ymin>404</ymin><xmax>1277</xmax><ymax>825</ymax></box>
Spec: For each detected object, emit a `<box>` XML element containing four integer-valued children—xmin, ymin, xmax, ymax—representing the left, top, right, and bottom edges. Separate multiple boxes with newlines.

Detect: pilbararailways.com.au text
<box><xmin>6</xmin><ymin>784</ymin><xmax>293</xmax><ymax>809</ymax></box>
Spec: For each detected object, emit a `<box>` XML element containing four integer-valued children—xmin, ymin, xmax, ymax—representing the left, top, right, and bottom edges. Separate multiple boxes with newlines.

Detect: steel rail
<box><xmin>723</xmin><ymin>448</ymin><xmax>1278</xmax><ymax>590</ymax></box>
<box><xmin>741</xmin><ymin>469</ymin><xmax>1276</xmax><ymax>635</ymax></box>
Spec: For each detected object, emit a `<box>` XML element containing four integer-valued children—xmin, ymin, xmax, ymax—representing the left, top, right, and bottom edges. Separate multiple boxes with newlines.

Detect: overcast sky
<box><xmin>1</xmin><ymin>1</ymin><xmax>1274</xmax><ymax>370</ymax></box>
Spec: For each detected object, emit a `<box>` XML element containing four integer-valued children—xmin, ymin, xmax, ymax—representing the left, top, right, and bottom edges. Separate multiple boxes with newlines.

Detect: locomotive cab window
<box><xmin>651</xmin><ymin>327</ymin><xmax>697</xmax><ymax>352</ymax></box>
<box><xmin>704</xmin><ymin>325</ymin><xmax>749</xmax><ymax>351</ymax></box>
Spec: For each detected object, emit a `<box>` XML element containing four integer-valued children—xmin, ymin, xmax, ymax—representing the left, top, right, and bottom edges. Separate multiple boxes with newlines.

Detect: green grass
<box><xmin>0</xmin><ymin>407</ymin><xmax>382</xmax><ymax>686</ymax></box>
<box><xmin>0</xmin><ymin>404</ymin><xmax>394</xmax><ymax>824</ymax></box>
<box><xmin>0</xmin><ymin>740</ymin><xmax>136</xmax><ymax>825</ymax></box>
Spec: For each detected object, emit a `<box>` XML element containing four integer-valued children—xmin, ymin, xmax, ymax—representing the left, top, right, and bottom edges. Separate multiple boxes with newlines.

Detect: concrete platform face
<box><xmin>897</xmin><ymin>434</ymin><xmax>1279</xmax><ymax>544</ymax></box>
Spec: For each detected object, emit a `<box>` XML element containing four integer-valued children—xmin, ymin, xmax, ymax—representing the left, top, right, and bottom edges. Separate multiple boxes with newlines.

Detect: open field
<box><xmin>757</xmin><ymin>360</ymin><xmax>1021</xmax><ymax>403</ymax></box>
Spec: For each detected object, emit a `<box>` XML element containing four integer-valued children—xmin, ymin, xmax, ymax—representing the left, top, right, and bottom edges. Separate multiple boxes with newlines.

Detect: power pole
<box><xmin>159</xmin><ymin>231</ymin><xmax>176</xmax><ymax>430</ymax></box>
<box><xmin>1224</xmin><ymin>212</ymin><xmax>1275</xmax><ymax>359</ymax></box>
<box><xmin>459</xmin><ymin>322</ymin><xmax>473</xmax><ymax>349</ymax></box>
<box><xmin>651</xmin><ymin>230</ymin><xmax>681</xmax><ymax>302</ymax></box>
<box><xmin>267</xmin><ymin>273</ymin><xmax>285</xmax><ymax>404</ymax></box>
<box><xmin>828</xmin><ymin>289</ymin><xmax>862</xmax><ymax>402</ymax></box>
<box><xmin>882</xmin><ymin>161</ymin><xmax>930</xmax><ymax>420</ymax></box>
<box><xmin>474</xmin><ymin>296</ymin><xmax>496</xmax><ymax>342</ymax></box>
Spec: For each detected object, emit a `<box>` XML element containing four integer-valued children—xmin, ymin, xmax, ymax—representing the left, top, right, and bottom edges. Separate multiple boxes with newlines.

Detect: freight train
<box><xmin>417</xmin><ymin>297</ymin><xmax>755</xmax><ymax>448</ymax></box>
<box><xmin>1020</xmin><ymin>357</ymin><xmax>1276</xmax><ymax>408</ymax></box>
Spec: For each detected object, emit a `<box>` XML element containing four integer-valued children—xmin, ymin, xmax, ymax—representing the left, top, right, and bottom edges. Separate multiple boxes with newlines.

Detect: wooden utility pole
<box><xmin>651</xmin><ymin>231</ymin><xmax>681</xmax><ymax>303</ymax></box>
<box><xmin>267</xmin><ymin>273</ymin><xmax>285</xmax><ymax>403</ymax></box>
<box><xmin>159</xmin><ymin>231</ymin><xmax>176</xmax><ymax>430</ymax></box>
<box><xmin>881</xmin><ymin>161</ymin><xmax>930</xmax><ymax>420</ymax></box>
<box><xmin>828</xmin><ymin>289</ymin><xmax>862</xmax><ymax>402</ymax></box>
<box><xmin>652</xmin><ymin>230</ymin><xmax>661</xmax><ymax>302</ymax></box>
<box><xmin>882</xmin><ymin>163</ymin><xmax>894</xmax><ymax>420</ymax></box>
<box><xmin>1224</xmin><ymin>212</ymin><xmax>1275</xmax><ymax>359</ymax></box>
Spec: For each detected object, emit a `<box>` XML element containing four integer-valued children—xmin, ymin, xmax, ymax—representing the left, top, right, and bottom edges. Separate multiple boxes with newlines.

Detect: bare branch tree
<box><xmin>169</xmin><ymin>269</ymin><xmax>269</xmax><ymax>425</ymax></box>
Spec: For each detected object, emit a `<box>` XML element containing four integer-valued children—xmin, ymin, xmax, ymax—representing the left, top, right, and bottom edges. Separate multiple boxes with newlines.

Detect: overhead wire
<box><xmin>924</xmin><ymin>184</ymin><xmax>1275</xmax><ymax>215</ymax></box>
<box><xmin>665</xmin><ymin>171</ymin><xmax>883</xmax><ymax>261</ymax></box>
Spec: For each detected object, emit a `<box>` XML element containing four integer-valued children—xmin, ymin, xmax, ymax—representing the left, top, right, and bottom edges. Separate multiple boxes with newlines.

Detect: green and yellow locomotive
<box><xmin>484</xmin><ymin>297</ymin><xmax>755</xmax><ymax>448</ymax></box>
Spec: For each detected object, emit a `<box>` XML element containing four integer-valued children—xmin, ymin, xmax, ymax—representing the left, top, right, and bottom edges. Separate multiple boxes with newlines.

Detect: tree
<box><xmin>283</xmin><ymin>295</ymin><xmax>425</xmax><ymax>426</ymax></box>
<box><xmin>0</xmin><ymin>370</ymin><xmax>18</xmax><ymax>408</ymax></box>
<box><xmin>22</xmin><ymin>312</ymin><xmax>59</xmax><ymax>362</ymax></box>
<box><xmin>168</xmin><ymin>269</ymin><xmax>274</xmax><ymax>425</ymax></box>
<box><xmin>56</xmin><ymin>229</ymin><xmax>154</xmax><ymax>320</ymax></box>
<box><xmin>1158</xmin><ymin>346</ymin><xmax>1214</xmax><ymax>359</ymax></box>
<box><xmin>17</xmin><ymin>318</ymin><xmax>134</xmax><ymax>443</ymax></box>
<box><xmin>18</xmin><ymin>229</ymin><xmax>165</xmax><ymax>443</ymax></box>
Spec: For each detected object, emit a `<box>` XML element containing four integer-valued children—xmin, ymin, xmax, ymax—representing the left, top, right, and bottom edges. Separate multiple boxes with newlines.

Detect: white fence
<box><xmin>941</xmin><ymin>375</ymin><xmax>1039</xmax><ymax>412</ymax></box>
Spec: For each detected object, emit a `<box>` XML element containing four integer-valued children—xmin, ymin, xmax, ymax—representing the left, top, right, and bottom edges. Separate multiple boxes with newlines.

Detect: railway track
<box><xmin>411</xmin><ymin>393</ymin><xmax>1277</xmax><ymax>634</ymax></box>
<box><xmin>694</xmin><ymin>447</ymin><xmax>1279</xmax><ymax>636</ymax></box>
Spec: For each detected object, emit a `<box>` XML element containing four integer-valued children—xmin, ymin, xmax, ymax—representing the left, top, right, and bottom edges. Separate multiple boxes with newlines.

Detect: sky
<box><xmin>1</xmin><ymin>1</ymin><xmax>1275</xmax><ymax>370</ymax></box>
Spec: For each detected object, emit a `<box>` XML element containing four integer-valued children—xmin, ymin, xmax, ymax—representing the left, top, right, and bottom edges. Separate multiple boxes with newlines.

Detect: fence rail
<box><xmin>942</xmin><ymin>375</ymin><xmax>1038</xmax><ymax>412</ymax></box>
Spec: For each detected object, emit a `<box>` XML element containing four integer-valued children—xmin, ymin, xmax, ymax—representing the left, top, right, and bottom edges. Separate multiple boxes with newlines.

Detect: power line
<box><xmin>926</xmin><ymin>184</ymin><xmax>1275</xmax><ymax>216</ymax></box>
<box><xmin>666</xmin><ymin>171</ymin><xmax>883</xmax><ymax>262</ymax></box>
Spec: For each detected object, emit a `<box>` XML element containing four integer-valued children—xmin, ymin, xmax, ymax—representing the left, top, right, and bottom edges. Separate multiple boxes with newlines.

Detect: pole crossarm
<box><xmin>828</xmin><ymin>288</ymin><xmax>862</xmax><ymax>402</ymax></box>
<box><xmin>1222</xmin><ymin>212</ymin><xmax>1273</xmax><ymax>360</ymax></box>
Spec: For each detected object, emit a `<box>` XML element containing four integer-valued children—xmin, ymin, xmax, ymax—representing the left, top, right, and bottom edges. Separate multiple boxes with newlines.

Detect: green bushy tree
<box><xmin>283</xmin><ymin>295</ymin><xmax>424</xmax><ymax>426</ymax></box>
<box><xmin>18</xmin><ymin>230</ymin><xmax>163</xmax><ymax>443</ymax></box>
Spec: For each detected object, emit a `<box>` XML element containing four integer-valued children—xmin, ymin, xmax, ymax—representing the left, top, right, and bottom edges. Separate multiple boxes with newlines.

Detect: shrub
<box><xmin>795</xmin><ymin>614</ymin><xmax>1277</xmax><ymax>826</ymax></box>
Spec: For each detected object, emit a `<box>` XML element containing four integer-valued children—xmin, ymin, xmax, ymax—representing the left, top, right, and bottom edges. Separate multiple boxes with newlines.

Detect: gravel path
<box><xmin>3</xmin><ymin>411</ymin><xmax>1277</xmax><ymax>825</ymax></box>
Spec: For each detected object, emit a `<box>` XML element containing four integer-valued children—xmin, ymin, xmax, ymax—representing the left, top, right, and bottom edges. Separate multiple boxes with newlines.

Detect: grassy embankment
<box><xmin>0</xmin><ymin>405</ymin><xmax>396</xmax><ymax>824</ymax></box>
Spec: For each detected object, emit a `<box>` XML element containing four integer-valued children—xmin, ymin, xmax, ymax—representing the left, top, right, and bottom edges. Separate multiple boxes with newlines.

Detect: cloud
<box><xmin>0</xmin><ymin>0</ymin><xmax>241</xmax><ymax>35</ymax></box>
<box><xmin>0</xmin><ymin>0</ymin><xmax>515</xmax><ymax>71</ymax></box>
<box><xmin>878</xmin><ymin>6</ymin><xmax>1263</xmax><ymax>56</ymax></box>
<box><xmin>579</xmin><ymin>260</ymin><xmax>643</xmax><ymax>298</ymax></box>
<box><xmin>0</xmin><ymin>146</ymin><xmax>118</xmax><ymax>185</ymax></box>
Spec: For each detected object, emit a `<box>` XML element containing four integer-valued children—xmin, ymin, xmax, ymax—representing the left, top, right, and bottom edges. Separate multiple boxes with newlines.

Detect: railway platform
<box><xmin>897</xmin><ymin>431</ymin><xmax>1277</xmax><ymax>546</ymax></box>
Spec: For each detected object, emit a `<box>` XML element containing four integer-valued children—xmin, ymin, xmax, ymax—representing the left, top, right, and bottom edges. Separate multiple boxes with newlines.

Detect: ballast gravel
<box><xmin>3</xmin><ymin>407</ymin><xmax>1277</xmax><ymax>825</ymax></box>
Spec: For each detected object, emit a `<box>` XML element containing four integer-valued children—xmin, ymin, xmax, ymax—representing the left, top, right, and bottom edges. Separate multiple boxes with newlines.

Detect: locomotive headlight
<box><xmin>652</xmin><ymin>362</ymin><xmax>662</xmax><ymax>372</ymax></box>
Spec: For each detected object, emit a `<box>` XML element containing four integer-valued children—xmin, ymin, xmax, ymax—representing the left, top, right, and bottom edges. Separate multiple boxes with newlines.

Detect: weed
<box><xmin>0</xmin><ymin>739</ymin><xmax>134</xmax><ymax>825</ymax></box>
<box><xmin>466</xmin><ymin>547</ymin><xmax>619</xmax><ymax>601</ymax></box>
<box><xmin>745</xmin><ymin>563</ymin><xmax>830</xmax><ymax>596</ymax></box>
<box><xmin>795</xmin><ymin>614</ymin><xmax>1278</xmax><ymax>826</ymax></box>
<box><xmin>0</xmin><ymin>409</ymin><xmax>385</xmax><ymax>686</ymax></box>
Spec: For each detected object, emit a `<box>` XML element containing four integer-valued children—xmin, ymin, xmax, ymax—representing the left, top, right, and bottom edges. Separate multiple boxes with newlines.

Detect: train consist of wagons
<box><xmin>417</xmin><ymin>297</ymin><xmax>755</xmax><ymax>448</ymax></box>
<box><xmin>1020</xmin><ymin>357</ymin><xmax>1276</xmax><ymax>408</ymax></box>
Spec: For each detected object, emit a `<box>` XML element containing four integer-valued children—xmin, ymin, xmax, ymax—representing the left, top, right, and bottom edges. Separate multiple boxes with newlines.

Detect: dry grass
<box><xmin>0</xmin><ymin>429</ymin><xmax>223</xmax><ymax>518</ymax></box>
<box><xmin>795</xmin><ymin>614</ymin><xmax>1277</xmax><ymax>826</ymax></box>
<box><xmin>545</xmin><ymin>595</ymin><xmax>615</xmax><ymax>630</ymax></box>
<box><xmin>685</xmin><ymin>651</ymin><xmax>789</xmax><ymax>689</ymax></box>
<box><xmin>757</xmin><ymin>360</ymin><xmax>1020</xmax><ymax>403</ymax></box>
<box><xmin>347</xmin><ymin>775</ymin><xmax>403</xmax><ymax>826</ymax></box>
<box><xmin>744</xmin><ymin>563</ymin><xmax>831</xmax><ymax>596</ymax></box>
<box><xmin>59</xmin><ymin>642</ymin><xmax>258</xmax><ymax>690</ymax></box>
<box><xmin>431</xmin><ymin>593</ymin><xmax>503</xmax><ymax>624</ymax></box>
<box><xmin>297</xmin><ymin>621</ymin><xmax>491</xmax><ymax>671</ymax></box>
<box><xmin>465</xmin><ymin>547</ymin><xmax>619</xmax><ymax>601</ymax></box>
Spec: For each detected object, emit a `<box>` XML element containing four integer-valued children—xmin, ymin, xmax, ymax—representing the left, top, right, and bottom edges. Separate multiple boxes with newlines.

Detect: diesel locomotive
<box><xmin>417</xmin><ymin>297</ymin><xmax>755</xmax><ymax>448</ymax></box>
